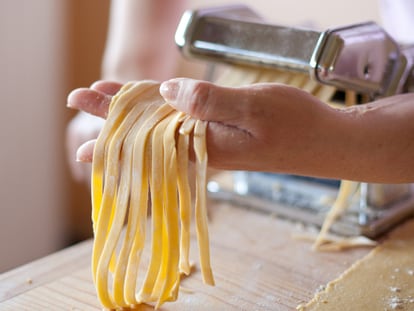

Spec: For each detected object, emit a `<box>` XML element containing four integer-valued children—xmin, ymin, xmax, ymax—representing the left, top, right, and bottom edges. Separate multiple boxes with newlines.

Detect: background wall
<box><xmin>0</xmin><ymin>0</ymin><xmax>110</xmax><ymax>272</ymax></box>
<box><xmin>0</xmin><ymin>0</ymin><xmax>381</xmax><ymax>272</ymax></box>
<box><xmin>0</xmin><ymin>0</ymin><xmax>70</xmax><ymax>272</ymax></box>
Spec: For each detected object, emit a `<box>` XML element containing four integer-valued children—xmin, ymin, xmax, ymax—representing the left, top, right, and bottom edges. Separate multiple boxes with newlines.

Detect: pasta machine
<box><xmin>174</xmin><ymin>5</ymin><xmax>414</xmax><ymax>238</ymax></box>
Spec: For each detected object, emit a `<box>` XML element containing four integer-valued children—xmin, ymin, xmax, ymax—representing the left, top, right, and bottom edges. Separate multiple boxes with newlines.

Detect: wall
<box><xmin>0</xmin><ymin>0</ymin><xmax>110</xmax><ymax>273</ymax></box>
<box><xmin>0</xmin><ymin>0</ymin><xmax>69</xmax><ymax>272</ymax></box>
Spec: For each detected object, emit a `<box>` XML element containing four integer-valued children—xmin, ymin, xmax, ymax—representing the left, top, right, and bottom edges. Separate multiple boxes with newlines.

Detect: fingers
<box><xmin>90</xmin><ymin>80</ymin><xmax>123</xmax><ymax>96</ymax></box>
<box><xmin>66</xmin><ymin>112</ymin><xmax>104</xmax><ymax>182</ymax></box>
<box><xmin>160</xmin><ymin>78</ymin><xmax>265</xmax><ymax>170</ymax></box>
<box><xmin>160</xmin><ymin>78</ymin><xmax>252</xmax><ymax>127</ymax></box>
<box><xmin>159</xmin><ymin>78</ymin><xmax>327</xmax><ymax>172</ymax></box>
<box><xmin>76</xmin><ymin>139</ymin><xmax>96</xmax><ymax>163</ymax></box>
<box><xmin>67</xmin><ymin>80</ymin><xmax>122</xmax><ymax>118</ymax></box>
<box><xmin>66</xmin><ymin>81</ymin><xmax>121</xmax><ymax>180</ymax></box>
<box><xmin>67</xmin><ymin>88</ymin><xmax>112</xmax><ymax>119</ymax></box>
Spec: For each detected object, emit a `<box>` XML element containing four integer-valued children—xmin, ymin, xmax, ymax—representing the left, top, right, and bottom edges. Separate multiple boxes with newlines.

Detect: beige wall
<box><xmin>0</xmin><ymin>0</ymin><xmax>109</xmax><ymax>272</ymax></box>
<box><xmin>0</xmin><ymin>0</ymin><xmax>69</xmax><ymax>271</ymax></box>
<box><xmin>0</xmin><ymin>0</ymin><xmax>381</xmax><ymax>272</ymax></box>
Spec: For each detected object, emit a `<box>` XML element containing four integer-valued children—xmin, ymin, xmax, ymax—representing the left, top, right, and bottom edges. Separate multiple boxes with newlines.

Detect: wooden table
<box><xmin>0</xmin><ymin>201</ymin><xmax>370</xmax><ymax>310</ymax></box>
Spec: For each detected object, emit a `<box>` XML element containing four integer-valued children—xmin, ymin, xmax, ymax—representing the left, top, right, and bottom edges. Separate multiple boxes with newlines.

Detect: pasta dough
<box><xmin>90</xmin><ymin>66</ymin><xmax>359</xmax><ymax>309</ymax></box>
<box><xmin>297</xmin><ymin>219</ymin><xmax>414</xmax><ymax>311</ymax></box>
<box><xmin>91</xmin><ymin>81</ymin><xmax>213</xmax><ymax>309</ymax></box>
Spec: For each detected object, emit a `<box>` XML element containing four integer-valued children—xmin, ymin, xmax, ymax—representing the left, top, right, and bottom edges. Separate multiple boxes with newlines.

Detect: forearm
<box><xmin>102</xmin><ymin>0</ymin><xmax>187</xmax><ymax>82</ymax></box>
<box><xmin>335</xmin><ymin>94</ymin><xmax>414</xmax><ymax>183</ymax></box>
<box><xmin>161</xmin><ymin>79</ymin><xmax>414</xmax><ymax>183</ymax></box>
<box><xmin>279</xmin><ymin>93</ymin><xmax>414</xmax><ymax>183</ymax></box>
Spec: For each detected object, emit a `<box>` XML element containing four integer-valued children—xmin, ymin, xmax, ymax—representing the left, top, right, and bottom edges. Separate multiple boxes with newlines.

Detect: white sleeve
<box><xmin>378</xmin><ymin>0</ymin><xmax>414</xmax><ymax>44</ymax></box>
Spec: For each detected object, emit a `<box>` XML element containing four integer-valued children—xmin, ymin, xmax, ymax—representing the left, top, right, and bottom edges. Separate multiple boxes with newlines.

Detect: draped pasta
<box><xmin>91</xmin><ymin>81</ymin><xmax>213</xmax><ymax>309</ymax></box>
<box><xmin>91</xmin><ymin>67</ymin><xmax>357</xmax><ymax>309</ymax></box>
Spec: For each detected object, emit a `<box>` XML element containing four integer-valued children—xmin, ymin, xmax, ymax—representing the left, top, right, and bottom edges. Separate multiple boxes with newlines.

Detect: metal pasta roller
<box><xmin>175</xmin><ymin>5</ymin><xmax>414</xmax><ymax>238</ymax></box>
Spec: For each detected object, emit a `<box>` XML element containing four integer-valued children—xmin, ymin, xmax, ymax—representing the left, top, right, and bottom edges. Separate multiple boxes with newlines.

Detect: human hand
<box><xmin>159</xmin><ymin>78</ymin><xmax>414</xmax><ymax>183</ymax></box>
<box><xmin>66</xmin><ymin>112</ymin><xmax>103</xmax><ymax>182</ymax></box>
<box><xmin>69</xmin><ymin>78</ymin><xmax>341</xmax><ymax>178</ymax></box>
<box><xmin>66</xmin><ymin>81</ymin><xmax>122</xmax><ymax>181</ymax></box>
<box><xmin>68</xmin><ymin>77</ymin><xmax>414</xmax><ymax>184</ymax></box>
<box><xmin>159</xmin><ymin>78</ymin><xmax>341</xmax><ymax>177</ymax></box>
<box><xmin>66</xmin><ymin>0</ymin><xmax>186</xmax><ymax>184</ymax></box>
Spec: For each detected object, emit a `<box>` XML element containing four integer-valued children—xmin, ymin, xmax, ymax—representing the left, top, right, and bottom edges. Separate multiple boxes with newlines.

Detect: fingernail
<box><xmin>66</xmin><ymin>88</ymin><xmax>85</xmax><ymax>109</ymax></box>
<box><xmin>66</xmin><ymin>90</ymin><xmax>77</xmax><ymax>108</ymax></box>
<box><xmin>76</xmin><ymin>140</ymin><xmax>94</xmax><ymax>162</ymax></box>
<box><xmin>160</xmin><ymin>80</ymin><xmax>180</xmax><ymax>104</ymax></box>
<box><xmin>75</xmin><ymin>148</ymin><xmax>87</xmax><ymax>162</ymax></box>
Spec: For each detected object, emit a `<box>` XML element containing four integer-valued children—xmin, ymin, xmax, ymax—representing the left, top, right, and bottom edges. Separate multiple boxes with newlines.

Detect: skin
<box><xmin>68</xmin><ymin>1</ymin><xmax>414</xmax><ymax>185</ymax></box>
<box><xmin>66</xmin><ymin>0</ymin><xmax>186</xmax><ymax>182</ymax></box>
<box><xmin>68</xmin><ymin>78</ymin><xmax>414</xmax><ymax>184</ymax></box>
<box><xmin>101</xmin><ymin>0</ymin><xmax>187</xmax><ymax>82</ymax></box>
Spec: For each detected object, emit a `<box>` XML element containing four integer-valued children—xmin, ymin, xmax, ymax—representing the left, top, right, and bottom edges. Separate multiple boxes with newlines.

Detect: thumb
<box><xmin>159</xmin><ymin>78</ymin><xmax>250</xmax><ymax>125</ymax></box>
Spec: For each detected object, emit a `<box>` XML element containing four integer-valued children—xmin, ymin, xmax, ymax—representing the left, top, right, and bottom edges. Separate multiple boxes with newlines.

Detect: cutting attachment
<box><xmin>176</xmin><ymin>5</ymin><xmax>414</xmax><ymax>98</ymax></box>
<box><xmin>175</xmin><ymin>5</ymin><xmax>414</xmax><ymax>237</ymax></box>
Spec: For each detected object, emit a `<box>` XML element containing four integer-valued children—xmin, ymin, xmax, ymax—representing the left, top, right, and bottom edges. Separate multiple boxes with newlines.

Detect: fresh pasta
<box><xmin>91</xmin><ymin>81</ymin><xmax>213</xmax><ymax>309</ymax></box>
<box><xmin>91</xmin><ymin>67</ymin><xmax>358</xmax><ymax>309</ymax></box>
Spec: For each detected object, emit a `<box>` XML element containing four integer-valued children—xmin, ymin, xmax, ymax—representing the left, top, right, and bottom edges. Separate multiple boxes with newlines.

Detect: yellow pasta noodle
<box><xmin>91</xmin><ymin>66</ymin><xmax>359</xmax><ymax>310</ymax></box>
<box><xmin>312</xmin><ymin>180</ymin><xmax>360</xmax><ymax>249</ymax></box>
<box><xmin>177</xmin><ymin>117</ymin><xmax>196</xmax><ymax>276</ymax></box>
<box><xmin>91</xmin><ymin>80</ymin><xmax>214</xmax><ymax>309</ymax></box>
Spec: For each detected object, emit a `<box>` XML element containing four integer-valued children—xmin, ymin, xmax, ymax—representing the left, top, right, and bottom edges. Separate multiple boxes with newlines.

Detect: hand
<box><xmin>70</xmin><ymin>78</ymin><xmax>340</xmax><ymax>177</ymax></box>
<box><xmin>159</xmin><ymin>78</ymin><xmax>340</xmax><ymax>175</ymax></box>
<box><xmin>69</xmin><ymin>78</ymin><xmax>414</xmax><ymax>183</ymax></box>
<box><xmin>66</xmin><ymin>0</ymin><xmax>186</xmax><ymax>184</ymax></box>
<box><xmin>159</xmin><ymin>78</ymin><xmax>414</xmax><ymax>183</ymax></box>
<box><xmin>101</xmin><ymin>0</ymin><xmax>186</xmax><ymax>82</ymax></box>
<box><xmin>66</xmin><ymin>81</ymin><xmax>122</xmax><ymax>180</ymax></box>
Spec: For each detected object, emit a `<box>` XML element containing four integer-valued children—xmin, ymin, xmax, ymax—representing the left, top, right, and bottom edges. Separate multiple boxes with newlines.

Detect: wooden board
<box><xmin>0</xmin><ymin>201</ymin><xmax>370</xmax><ymax>310</ymax></box>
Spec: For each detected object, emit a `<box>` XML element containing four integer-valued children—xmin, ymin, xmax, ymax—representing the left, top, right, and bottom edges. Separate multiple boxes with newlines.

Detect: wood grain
<box><xmin>0</xmin><ymin>201</ymin><xmax>370</xmax><ymax>310</ymax></box>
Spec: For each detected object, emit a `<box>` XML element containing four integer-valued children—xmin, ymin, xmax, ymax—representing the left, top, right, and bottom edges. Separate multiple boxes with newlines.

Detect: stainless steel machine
<box><xmin>174</xmin><ymin>5</ymin><xmax>414</xmax><ymax>238</ymax></box>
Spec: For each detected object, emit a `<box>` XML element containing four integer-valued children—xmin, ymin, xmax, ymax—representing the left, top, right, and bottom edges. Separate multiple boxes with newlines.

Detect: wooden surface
<box><xmin>0</xmin><ymin>201</ymin><xmax>371</xmax><ymax>311</ymax></box>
